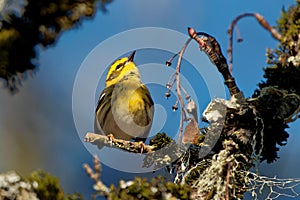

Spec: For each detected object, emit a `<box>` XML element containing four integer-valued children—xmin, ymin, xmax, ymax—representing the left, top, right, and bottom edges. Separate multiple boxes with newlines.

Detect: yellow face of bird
<box><xmin>105</xmin><ymin>51</ymin><xmax>139</xmax><ymax>87</ymax></box>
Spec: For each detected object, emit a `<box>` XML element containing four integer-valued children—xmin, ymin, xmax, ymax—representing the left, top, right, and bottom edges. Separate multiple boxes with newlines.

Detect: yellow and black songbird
<box><xmin>94</xmin><ymin>51</ymin><xmax>154</xmax><ymax>144</ymax></box>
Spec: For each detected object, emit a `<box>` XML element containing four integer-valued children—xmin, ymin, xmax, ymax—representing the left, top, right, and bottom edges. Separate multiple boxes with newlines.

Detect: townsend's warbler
<box><xmin>94</xmin><ymin>51</ymin><xmax>154</xmax><ymax>144</ymax></box>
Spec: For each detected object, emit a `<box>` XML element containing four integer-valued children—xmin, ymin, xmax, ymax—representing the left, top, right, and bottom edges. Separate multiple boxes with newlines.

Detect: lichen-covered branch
<box><xmin>0</xmin><ymin>171</ymin><xmax>39</xmax><ymax>200</ymax></box>
<box><xmin>0</xmin><ymin>170</ymin><xmax>84</xmax><ymax>200</ymax></box>
<box><xmin>84</xmin><ymin>132</ymin><xmax>155</xmax><ymax>153</ymax></box>
<box><xmin>175</xmin><ymin>95</ymin><xmax>257</xmax><ymax>199</ymax></box>
<box><xmin>246</xmin><ymin>171</ymin><xmax>300</xmax><ymax>199</ymax></box>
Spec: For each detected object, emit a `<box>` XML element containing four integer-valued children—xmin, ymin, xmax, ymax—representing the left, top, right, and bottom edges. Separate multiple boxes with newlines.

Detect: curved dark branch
<box><xmin>188</xmin><ymin>27</ymin><xmax>241</xmax><ymax>96</ymax></box>
<box><xmin>227</xmin><ymin>13</ymin><xmax>281</xmax><ymax>73</ymax></box>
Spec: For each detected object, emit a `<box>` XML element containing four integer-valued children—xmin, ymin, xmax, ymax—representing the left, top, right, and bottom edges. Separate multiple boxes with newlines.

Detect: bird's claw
<box><xmin>138</xmin><ymin>141</ymin><xmax>146</xmax><ymax>154</ymax></box>
<box><xmin>107</xmin><ymin>134</ymin><xmax>115</xmax><ymax>147</ymax></box>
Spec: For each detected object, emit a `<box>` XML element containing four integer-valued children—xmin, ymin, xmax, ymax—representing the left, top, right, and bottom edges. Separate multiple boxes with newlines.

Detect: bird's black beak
<box><xmin>128</xmin><ymin>50</ymin><xmax>136</xmax><ymax>62</ymax></box>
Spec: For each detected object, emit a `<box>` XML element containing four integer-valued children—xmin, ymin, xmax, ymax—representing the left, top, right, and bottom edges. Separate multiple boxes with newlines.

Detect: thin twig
<box><xmin>166</xmin><ymin>51</ymin><xmax>180</xmax><ymax>66</ymax></box>
<box><xmin>175</xmin><ymin>38</ymin><xmax>192</xmax><ymax>144</ymax></box>
<box><xmin>83</xmin><ymin>155</ymin><xmax>110</xmax><ymax>197</ymax></box>
<box><xmin>227</xmin><ymin>13</ymin><xmax>254</xmax><ymax>73</ymax></box>
<box><xmin>165</xmin><ymin>72</ymin><xmax>176</xmax><ymax>98</ymax></box>
<box><xmin>180</xmin><ymin>84</ymin><xmax>191</xmax><ymax>100</ymax></box>
<box><xmin>227</xmin><ymin>13</ymin><xmax>281</xmax><ymax>73</ymax></box>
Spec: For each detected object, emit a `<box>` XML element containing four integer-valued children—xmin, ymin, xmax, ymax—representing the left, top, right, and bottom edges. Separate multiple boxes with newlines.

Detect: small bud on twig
<box><xmin>166</xmin><ymin>52</ymin><xmax>179</xmax><ymax>67</ymax></box>
<box><xmin>254</xmin><ymin>13</ymin><xmax>281</xmax><ymax>40</ymax></box>
<box><xmin>166</xmin><ymin>83</ymin><xmax>171</xmax><ymax>89</ymax></box>
<box><xmin>172</xmin><ymin>104</ymin><xmax>178</xmax><ymax>111</ymax></box>
<box><xmin>165</xmin><ymin>92</ymin><xmax>171</xmax><ymax>99</ymax></box>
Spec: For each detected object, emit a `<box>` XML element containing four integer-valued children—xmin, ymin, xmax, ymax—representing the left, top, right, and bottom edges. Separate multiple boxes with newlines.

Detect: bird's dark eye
<box><xmin>116</xmin><ymin>63</ymin><xmax>123</xmax><ymax>70</ymax></box>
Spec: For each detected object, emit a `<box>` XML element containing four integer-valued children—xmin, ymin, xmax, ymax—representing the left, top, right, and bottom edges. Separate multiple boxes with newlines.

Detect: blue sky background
<box><xmin>0</xmin><ymin>0</ymin><xmax>299</xmax><ymax>199</ymax></box>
